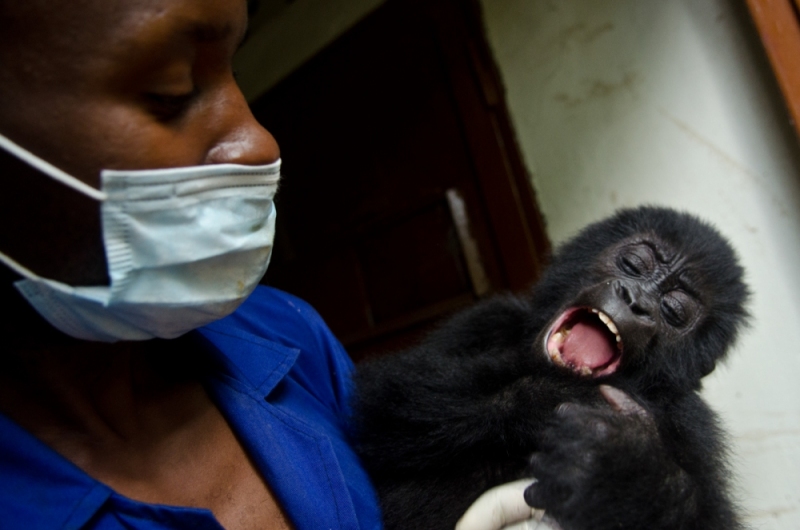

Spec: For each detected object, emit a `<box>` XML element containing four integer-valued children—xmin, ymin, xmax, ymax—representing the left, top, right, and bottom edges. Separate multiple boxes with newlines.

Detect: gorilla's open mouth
<box><xmin>544</xmin><ymin>307</ymin><xmax>623</xmax><ymax>377</ymax></box>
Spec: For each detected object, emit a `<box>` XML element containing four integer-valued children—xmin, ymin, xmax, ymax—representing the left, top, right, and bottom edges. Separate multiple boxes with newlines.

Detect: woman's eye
<box><xmin>144</xmin><ymin>91</ymin><xmax>197</xmax><ymax>120</ymax></box>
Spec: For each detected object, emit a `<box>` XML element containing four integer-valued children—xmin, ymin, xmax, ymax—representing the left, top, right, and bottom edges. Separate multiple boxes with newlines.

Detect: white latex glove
<box><xmin>455</xmin><ymin>479</ymin><xmax>563</xmax><ymax>530</ymax></box>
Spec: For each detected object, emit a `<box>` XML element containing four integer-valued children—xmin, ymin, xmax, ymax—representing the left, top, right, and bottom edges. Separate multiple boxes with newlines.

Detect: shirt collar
<box><xmin>0</xmin><ymin>316</ymin><xmax>300</xmax><ymax>530</ymax></box>
<box><xmin>195</xmin><ymin>319</ymin><xmax>300</xmax><ymax>398</ymax></box>
<box><xmin>0</xmin><ymin>413</ymin><xmax>112</xmax><ymax>529</ymax></box>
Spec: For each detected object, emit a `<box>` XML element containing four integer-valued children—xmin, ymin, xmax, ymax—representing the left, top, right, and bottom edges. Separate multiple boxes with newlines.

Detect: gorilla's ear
<box><xmin>698</xmin><ymin>356</ymin><xmax>716</xmax><ymax>378</ymax></box>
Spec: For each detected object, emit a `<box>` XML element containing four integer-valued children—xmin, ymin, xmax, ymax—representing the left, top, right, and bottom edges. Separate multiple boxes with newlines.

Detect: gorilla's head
<box><xmin>530</xmin><ymin>207</ymin><xmax>749</xmax><ymax>392</ymax></box>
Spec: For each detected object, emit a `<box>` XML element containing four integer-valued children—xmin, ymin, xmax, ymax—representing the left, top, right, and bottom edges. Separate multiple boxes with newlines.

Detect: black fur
<box><xmin>351</xmin><ymin>207</ymin><xmax>748</xmax><ymax>530</ymax></box>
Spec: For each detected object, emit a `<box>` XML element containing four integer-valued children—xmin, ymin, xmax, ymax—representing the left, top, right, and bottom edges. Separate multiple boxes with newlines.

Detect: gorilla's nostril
<box><xmin>619</xmin><ymin>284</ymin><xmax>633</xmax><ymax>305</ymax></box>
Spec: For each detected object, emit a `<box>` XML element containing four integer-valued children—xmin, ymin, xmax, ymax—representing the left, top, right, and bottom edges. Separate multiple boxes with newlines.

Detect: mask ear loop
<box><xmin>0</xmin><ymin>249</ymin><xmax>43</xmax><ymax>281</ymax></box>
<box><xmin>0</xmin><ymin>133</ymin><xmax>107</xmax><ymax>201</ymax></box>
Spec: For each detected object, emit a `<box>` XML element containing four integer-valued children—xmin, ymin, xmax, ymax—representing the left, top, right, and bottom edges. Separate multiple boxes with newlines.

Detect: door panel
<box><xmin>250</xmin><ymin>0</ymin><xmax>549</xmax><ymax>360</ymax></box>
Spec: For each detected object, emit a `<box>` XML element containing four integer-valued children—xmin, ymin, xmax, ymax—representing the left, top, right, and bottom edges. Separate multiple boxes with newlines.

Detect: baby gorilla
<box><xmin>352</xmin><ymin>207</ymin><xmax>749</xmax><ymax>530</ymax></box>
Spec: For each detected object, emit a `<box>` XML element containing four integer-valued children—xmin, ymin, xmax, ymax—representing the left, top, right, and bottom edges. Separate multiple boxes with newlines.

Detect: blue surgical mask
<box><xmin>0</xmin><ymin>133</ymin><xmax>280</xmax><ymax>342</ymax></box>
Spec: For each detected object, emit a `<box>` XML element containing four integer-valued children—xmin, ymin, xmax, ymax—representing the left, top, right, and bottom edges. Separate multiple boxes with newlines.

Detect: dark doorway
<box><xmin>250</xmin><ymin>0</ymin><xmax>550</xmax><ymax>361</ymax></box>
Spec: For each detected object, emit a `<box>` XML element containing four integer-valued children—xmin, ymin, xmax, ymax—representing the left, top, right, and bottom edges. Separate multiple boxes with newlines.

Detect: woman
<box><xmin>0</xmin><ymin>1</ymin><xmax>544</xmax><ymax>528</ymax></box>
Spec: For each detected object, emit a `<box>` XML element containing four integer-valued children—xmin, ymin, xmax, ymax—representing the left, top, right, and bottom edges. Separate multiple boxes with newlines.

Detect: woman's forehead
<box><xmin>0</xmin><ymin>0</ymin><xmax>254</xmax><ymax>182</ymax></box>
<box><xmin>0</xmin><ymin>0</ymin><xmax>248</xmax><ymax>64</ymax></box>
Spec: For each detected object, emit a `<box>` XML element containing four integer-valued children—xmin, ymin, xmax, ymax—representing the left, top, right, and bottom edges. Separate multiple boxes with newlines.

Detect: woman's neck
<box><xmin>0</xmin><ymin>279</ymin><xmax>209</xmax><ymax>448</ymax></box>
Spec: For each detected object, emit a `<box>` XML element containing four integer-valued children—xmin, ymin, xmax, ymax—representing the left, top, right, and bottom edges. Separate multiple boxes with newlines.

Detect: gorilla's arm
<box><xmin>353</xmin><ymin>296</ymin><xmax>604</xmax><ymax>529</ymax></box>
<box><xmin>525</xmin><ymin>388</ymin><xmax>743</xmax><ymax>530</ymax></box>
<box><xmin>353</xmin><ymin>296</ymin><xmax>598</xmax><ymax>477</ymax></box>
<box><xmin>660</xmin><ymin>391</ymin><xmax>743</xmax><ymax>529</ymax></box>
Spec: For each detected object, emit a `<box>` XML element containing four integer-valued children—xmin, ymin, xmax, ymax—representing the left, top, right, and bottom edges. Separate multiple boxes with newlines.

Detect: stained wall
<box><xmin>480</xmin><ymin>1</ymin><xmax>800</xmax><ymax>527</ymax></box>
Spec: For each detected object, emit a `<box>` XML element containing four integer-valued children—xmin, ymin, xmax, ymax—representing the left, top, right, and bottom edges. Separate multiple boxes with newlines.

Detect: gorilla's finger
<box><xmin>524</xmin><ymin>481</ymin><xmax>545</xmax><ymax>508</ymax></box>
<box><xmin>599</xmin><ymin>385</ymin><xmax>648</xmax><ymax>417</ymax></box>
<box><xmin>554</xmin><ymin>402</ymin><xmax>584</xmax><ymax>417</ymax></box>
<box><xmin>525</xmin><ymin>479</ymin><xmax>574</xmax><ymax>511</ymax></box>
<box><xmin>456</xmin><ymin>479</ymin><xmax>539</xmax><ymax>530</ymax></box>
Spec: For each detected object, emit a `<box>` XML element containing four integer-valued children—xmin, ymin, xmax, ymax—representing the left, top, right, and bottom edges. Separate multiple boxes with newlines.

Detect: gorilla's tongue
<box><xmin>561</xmin><ymin>318</ymin><xmax>616</xmax><ymax>369</ymax></box>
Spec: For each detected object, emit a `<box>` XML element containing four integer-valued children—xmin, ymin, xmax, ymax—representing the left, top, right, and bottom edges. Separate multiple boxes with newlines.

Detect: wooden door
<box><xmin>250</xmin><ymin>0</ymin><xmax>549</xmax><ymax>360</ymax></box>
<box><xmin>746</xmin><ymin>0</ymin><xmax>800</xmax><ymax>140</ymax></box>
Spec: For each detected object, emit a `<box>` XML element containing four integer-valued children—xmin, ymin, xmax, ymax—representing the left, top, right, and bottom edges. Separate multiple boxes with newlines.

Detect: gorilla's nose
<box><xmin>617</xmin><ymin>282</ymin><xmax>654</xmax><ymax>319</ymax></box>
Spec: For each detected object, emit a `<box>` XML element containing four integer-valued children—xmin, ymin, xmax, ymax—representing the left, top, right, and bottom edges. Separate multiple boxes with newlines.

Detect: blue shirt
<box><xmin>0</xmin><ymin>287</ymin><xmax>383</xmax><ymax>530</ymax></box>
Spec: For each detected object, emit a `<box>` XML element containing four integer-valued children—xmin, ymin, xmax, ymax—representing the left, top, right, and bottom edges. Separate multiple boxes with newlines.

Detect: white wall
<box><xmin>238</xmin><ymin>0</ymin><xmax>800</xmax><ymax>526</ymax></box>
<box><xmin>478</xmin><ymin>0</ymin><xmax>800</xmax><ymax>527</ymax></box>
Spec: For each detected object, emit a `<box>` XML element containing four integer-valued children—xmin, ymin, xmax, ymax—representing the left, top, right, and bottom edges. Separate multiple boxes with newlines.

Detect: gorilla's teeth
<box><xmin>591</xmin><ymin>308</ymin><xmax>598</xmax><ymax>313</ymax></box>
<box><xmin>616</xmin><ymin>335</ymin><xmax>621</xmax><ymax>343</ymax></box>
<box><xmin>579</xmin><ymin>366</ymin><xmax>592</xmax><ymax>377</ymax></box>
<box><xmin>597</xmin><ymin>310</ymin><xmax>619</xmax><ymax>335</ymax></box>
<box><xmin>549</xmin><ymin>347</ymin><xmax>565</xmax><ymax>366</ymax></box>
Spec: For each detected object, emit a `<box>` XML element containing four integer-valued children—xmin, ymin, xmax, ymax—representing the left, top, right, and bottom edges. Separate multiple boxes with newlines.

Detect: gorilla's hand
<box><xmin>523</xmin><ymin>385</ymin><xmax>687</xmax><ymax>530</ymax></box>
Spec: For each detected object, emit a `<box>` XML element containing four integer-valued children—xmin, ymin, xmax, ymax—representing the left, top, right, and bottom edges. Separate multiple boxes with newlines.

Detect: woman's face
<box><xmin>0</xmin><ymin>0</ymin><xmax>279</xmax><ymax>284</ymax></box>
<box><xmin>0</xmin><ymin>0</ymin><xmax>279</xmax><ymax>182</ymax></box>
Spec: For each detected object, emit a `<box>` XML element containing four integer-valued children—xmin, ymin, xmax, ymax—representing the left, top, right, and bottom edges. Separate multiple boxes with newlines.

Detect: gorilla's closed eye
<box><xmin>620</xmin><ymin>256</ymin><xmax>643</xmax><ymax>275</ymax></box>
<box><xmin>618</xmin><ymin>245</ymin><xmax>655</xmax><ymax>277</ymax></box>
<box><xmin>661</xmin><ymin>292</ymin><xmax>692</xmax><ymax>327</ymax></box>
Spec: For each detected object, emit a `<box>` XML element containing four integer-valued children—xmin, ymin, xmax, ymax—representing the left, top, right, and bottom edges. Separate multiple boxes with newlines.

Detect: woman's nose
<box><xmin>204</xmin><ymin>83</ymin><xmax>280</xmax><ymax>166</ymax></box>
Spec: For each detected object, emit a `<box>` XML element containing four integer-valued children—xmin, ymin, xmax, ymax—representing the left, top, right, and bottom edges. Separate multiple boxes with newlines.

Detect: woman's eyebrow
<box><xmin>177</xmin><ymin>19</ymin><xmax>249</xmax><ymax>54</ymax></box>
<box><xmin>188</xmin><ymin>21</ymin><xmax>239</xmax><ymax>43</ymax></box>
